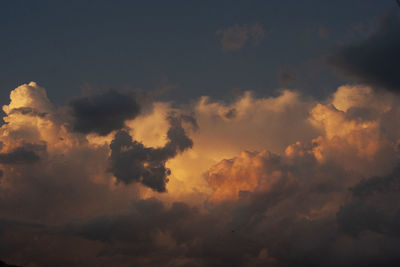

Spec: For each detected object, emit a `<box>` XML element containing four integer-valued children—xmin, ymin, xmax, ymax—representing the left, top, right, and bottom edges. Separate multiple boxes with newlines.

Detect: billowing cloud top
<box><xmin>1</xmin><ymin>78</ymin><xmax>400</xmax><ymax>266</ymax></box>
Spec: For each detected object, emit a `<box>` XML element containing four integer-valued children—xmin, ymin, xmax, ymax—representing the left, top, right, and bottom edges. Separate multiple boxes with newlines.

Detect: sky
<box><xmin>1</xmin><ymin>1</ymin><xmax>400</xmax><ymax>266</ymax></box>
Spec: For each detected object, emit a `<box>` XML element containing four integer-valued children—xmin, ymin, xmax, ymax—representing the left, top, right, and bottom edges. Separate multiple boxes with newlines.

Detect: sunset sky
<box><xmin>1</xmin><ymin>1</ymin><xmax>400</xmax><ymax>266</ymax></box>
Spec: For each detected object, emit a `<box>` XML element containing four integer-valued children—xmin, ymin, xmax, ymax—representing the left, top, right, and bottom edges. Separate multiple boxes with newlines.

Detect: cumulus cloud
<box><xmin>216</xmin><ymin>23</ymin><xmax>264</xmax><ymax>52</ymax></box>
<box><xmin>0</xmin><ymin>82</ymin><xmax>192</xmax><ymax>224</ymax></box>
<box><xmin>207</xmin><ymin>150</ymin><xmax>283</xmax><ymax>202</ymax></box>
<box><xmin>2</xmin><ymin>81</ymin><xmax>400</xmax><ymax>266</ymax></box>
<box><xmin>328</xmin><ymin>12</ymin><xmax>400</xmax><ymax>92</ymax></box>
<box><xmin>2</xmin><ymin>82</ymin><xmax>54</xmax><ymax>115</ymax></box>
<box><xmin>192</xmin><ymin>90</ymin><xmax>317</xmax><ymax>155</ymax></box>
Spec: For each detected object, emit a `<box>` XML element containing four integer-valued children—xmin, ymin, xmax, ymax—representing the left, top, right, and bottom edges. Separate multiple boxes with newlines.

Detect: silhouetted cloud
<box><xmin>328</xmin><ymin>13</ymin><xmax>400</xmax><ymax>92</ymax></box>
<box><xmin>109</xmin><ymin>114</ymin><xmax>194</xmax><ymax>192</ymax></box>
<box><xmin>70</xmin><ymin>90</ymin><xmax>141</xmax><ymax>136</ymax></box>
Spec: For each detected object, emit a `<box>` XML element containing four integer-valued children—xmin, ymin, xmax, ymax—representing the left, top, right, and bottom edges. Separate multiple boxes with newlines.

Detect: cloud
<box><xmin>337</xmin><ymin>166</ymin><xmax>400</xmax><ymax>249</ymax></box>
<box><xmin>1</xmin><ymin>82</ymin><xmax>400</xmax><ymax>266</ymax></box>
<box><xmin>216</xmin><ymin>23</ymin><xmax>264</xmax><ymax>52</ymax></box>
<box><xmin>7</xmin><ymin>107</ymin><xmax>47</xmax><ymax>118</ymax></box>
<box><xmin>69</xmin><ymin>90</ymin><xmax>141</xmax><ymax>136</ymax></box>
<box><xmin>192</xmin><ymin>90</ymin><xmax>317</xmax><ymax>155</ymax></box>
<box><xmin>207</xmin><ymin>150</ymin><xmax>284</xmax><ymax>202</ymax></box>
<box><xmin>278</xmin><ymin>66</ymin><xmax>297</xmax><ymax>87</ymax></box>
<box><xmin>328</xmin><ymin>13</ymin><xmax>400</xmax><ymax>92</ymax></box>
<box><xmin>109</xmin><ymin>114</ymin><xmax>194</xmax><ymax>192</ymax></box>
<box><xmin>0</xmin><ymin>145</ymin><xmax>43</xmax><ymax>164</ymax></box>
<box><xmin>157</xmin><ymin>90</ymin><xmax>319</xmax><ymax>204</ymax></box>
<box><xmin>2</xmin><ymin>82</ymin><xmax>54</xmax><ymax>115</ymax></box>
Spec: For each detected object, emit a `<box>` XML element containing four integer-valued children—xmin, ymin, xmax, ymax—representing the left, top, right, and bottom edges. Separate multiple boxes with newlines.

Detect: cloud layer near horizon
<box><xmin>1</xmin><ymin>79</ymin><xmax>400</xmax><ymax>266</ymax></box>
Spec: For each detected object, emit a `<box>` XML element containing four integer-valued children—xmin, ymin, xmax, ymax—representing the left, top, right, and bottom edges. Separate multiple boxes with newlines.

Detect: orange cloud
<box><xmin>207</xmin><ymin>150</ymin><xmax>285</xmax><ymax>202</ymax></box>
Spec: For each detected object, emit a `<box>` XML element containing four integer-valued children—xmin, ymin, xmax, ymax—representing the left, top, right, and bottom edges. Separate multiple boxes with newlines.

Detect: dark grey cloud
<box><xmin>69</xmin><ymin>90</ymin><xmax>141</xmax><ymax>136</ymax></box>
<box><xmin>350</xmin><ymin>167</ymin><xmax>400</xmax><ymax>197</ymax></box>
<box><xmin>109</xmin><ymin>114</ymin><xmax>194</xmax><ymax>192</ymax></box>
<box><xmin>8</xmin><ymin>107</ymin><xmax>47</xmax><ymax>118</ymax></box>
<box><xmin>69</xmin><ymin>198</ymin><xmax>196</xmax><ymax>244</ymax></box>
<box><xmin>163</xmin><ymin>114</ymin><xmax>194</xmax><ymax>154</ymax></box>
<box><xmin>337</xmin><ymin>167</ymin><xmax>400</xmax><ymax>238</ymax></box>
<box><xmin>328</xmin><ymin>13</ymin><xmax>400</xmax><ymax>92</ymax></box>
<box><xmin>0</xmin><ymin>145</ymin><xmax>44</xmax><ymax>164</ymax></box>
<box><xmin>66</xmin><ymin>198</ymin><xmax>256</xmax><ymax>266</ymax></box>
<box><xmin>109</xmin><ymin>131</ymin><xmax>171</xmax><ymax>192</ymax></box>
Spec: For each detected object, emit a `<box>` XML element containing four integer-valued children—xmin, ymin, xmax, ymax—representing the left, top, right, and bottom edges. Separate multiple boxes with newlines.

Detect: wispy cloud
<box><xmin>216</xmin><ymin>23</ymin><xmax>264</xmax><ymax>52</ymax></box>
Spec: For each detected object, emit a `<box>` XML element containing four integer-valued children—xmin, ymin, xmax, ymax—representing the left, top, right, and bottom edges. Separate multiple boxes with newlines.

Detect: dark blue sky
<box><xmin>0</xmin><ymin>0</ymin><xmax>394</xmax><ymax>106</ymax></box>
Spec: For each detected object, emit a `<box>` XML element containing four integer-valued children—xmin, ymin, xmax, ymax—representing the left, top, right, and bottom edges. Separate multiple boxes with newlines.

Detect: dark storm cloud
<box><xmin>69</xmin><ymin>90</ymin><xmax>141</xmax><ymax>136</ymax></box>
<box><xmin>0</xmin><ymin>145</ymin><xmax>44</xmax><ymax>164</ymax></box>
<box><xmin>328</xmin><ymin>13</ymin><xmax>400</xmax><ymax>92</ymax></box>
<box><xmin>109</xmin><ymin>114</ymin><xmax>194</xmax><ymax>192</ymax></box>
